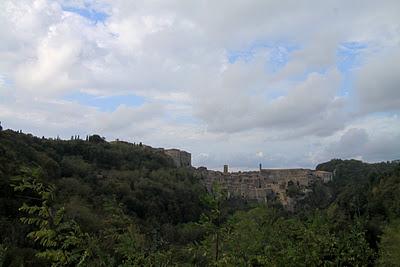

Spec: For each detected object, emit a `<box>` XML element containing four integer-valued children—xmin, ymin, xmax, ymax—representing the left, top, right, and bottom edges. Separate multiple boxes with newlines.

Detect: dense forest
<box><xmin>0</xmin><ymin>129</ymin><xmax>399</xmax><ymax>266</ymax></box>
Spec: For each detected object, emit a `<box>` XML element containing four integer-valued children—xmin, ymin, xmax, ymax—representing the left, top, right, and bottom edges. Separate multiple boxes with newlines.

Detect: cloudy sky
<box><xmin>1</xmin><ymin>0</ymin><xmax>399</xmax><ymax>170</ymax></box>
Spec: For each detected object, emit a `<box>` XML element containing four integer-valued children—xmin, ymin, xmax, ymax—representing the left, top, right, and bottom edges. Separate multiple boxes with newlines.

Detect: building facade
<box><xmin>164</xmin><ymin>149</ymin><xmax>191</xmax><ymax>167</ymax></box>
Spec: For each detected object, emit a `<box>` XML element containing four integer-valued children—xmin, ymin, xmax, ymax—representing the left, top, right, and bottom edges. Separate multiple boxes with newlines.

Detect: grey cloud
<box><xmin>321</xmin><ymin>127</ymin><xmax>400</xmax><ymax>163</ymax></box>
<box><xmin>328</xmin><ymin>128</ymin><xmax>369</xmax><ymax>158</ymax></box>
<box><xmin>195</xmin><ymin>69</ymin><xmax>343</xmax><ymax>136</ymax></box>
<box><xmin>364</xmin><ymin>134</ymin><xmax>400</xmax><ymax>162</ymax></box>
<box><xmin>355</xmin><ymin>48</ymin><xmax>400</xmax><ymax>113</ymax></box>
<box><xmin>95</xmin><ymin>103</ymin><xmax>166</xmax><ymax>133</ymax></box>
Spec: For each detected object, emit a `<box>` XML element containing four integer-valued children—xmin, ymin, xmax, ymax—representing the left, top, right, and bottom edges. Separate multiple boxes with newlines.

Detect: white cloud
<box><xmin>194</xmin><ymin>69</ymin><xmax>343</xmax><ymax>135</ymax></box>
<box><xmin>0</xmin><ymin>0</ymin><xmax>400</xmax><ymax>169</ymax></box>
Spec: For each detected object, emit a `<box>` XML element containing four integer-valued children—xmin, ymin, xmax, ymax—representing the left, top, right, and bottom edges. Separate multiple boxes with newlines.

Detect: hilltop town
<box><xmin>163</xmin><ymin>148</ymin><xmax>333</xmax><ymax>210</ymax></box>
<box><xmin>0</xmin><ymin>123</ymin><xmax>331</xmax><ymax>210</ymax></box>
<box><xmin>198</xmin><ymin>166</ymin><xmax>332</xmax><ymax>209</ymax></box>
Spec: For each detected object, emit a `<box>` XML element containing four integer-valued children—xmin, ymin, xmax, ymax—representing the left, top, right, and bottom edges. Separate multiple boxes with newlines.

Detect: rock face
<box><xmin>198</xmin><ymin>167</ymin><xmax>333</xmax><ymax>210</ymax></box>
<box><xmin>164</xmin><ymin>149</ymin><xmax>191</xmax><ymax>167</ymax></box>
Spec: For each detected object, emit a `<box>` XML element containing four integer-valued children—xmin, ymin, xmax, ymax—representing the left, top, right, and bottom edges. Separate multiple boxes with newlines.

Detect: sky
<box><xmin>0</xmin><ymin>0</ymin><xmax>400</xmax><ymax>171</ymax></box>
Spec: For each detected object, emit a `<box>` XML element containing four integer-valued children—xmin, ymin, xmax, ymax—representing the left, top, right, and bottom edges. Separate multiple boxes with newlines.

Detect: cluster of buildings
<box><xmin>163</xmin><ymin>149</ymin><xmax>332</xmax><ymax>209</ymax></box>
<box><xmin>199</xmin><ymin>165</ymin><xmax>332</xmax><ymax>208</ymax></box>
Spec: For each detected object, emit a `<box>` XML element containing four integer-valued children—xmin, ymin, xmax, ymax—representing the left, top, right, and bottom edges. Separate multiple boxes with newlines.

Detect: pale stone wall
<box><xmin>314</xmin><ymin>170</ymin><xmax>333</xmax><ymax>183</ymax></box>
<box><xmin>180</xmin><ymin>150</ymin><xmax>191</xmax><ymax>167</ymax></box>
<box><xmin>164</xmin><ymin>149</ymin><xmax>191</xmax><ymax>167</ymax></box>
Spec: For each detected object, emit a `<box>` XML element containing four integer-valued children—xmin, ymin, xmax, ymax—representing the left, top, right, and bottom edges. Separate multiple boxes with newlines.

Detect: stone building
<box><xmin>164</xmin><ymin>149</ymin><xmax>191</xmax><ymax>167</ymax></box>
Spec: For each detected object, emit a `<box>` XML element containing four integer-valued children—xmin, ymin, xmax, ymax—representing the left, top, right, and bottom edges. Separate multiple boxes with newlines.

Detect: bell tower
<box><xmin>223</xmin><ymin>164</ymin><xmax>228</xmax><ymax>174</ymax></box>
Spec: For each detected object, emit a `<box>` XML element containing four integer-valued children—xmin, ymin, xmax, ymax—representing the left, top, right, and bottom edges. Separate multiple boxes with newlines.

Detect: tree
<box><xmin>377</xmin><ymin>220</ymin><xmax>400</xmax><ymax>266</ymax></box>
<box><xmin>12</xmin><ymin>168</ymin><xmax>90</xmax><ymax>266</ymax></box>
<box><xmin>192</xmin><ymin>182</ymin><xmax>228</xmax><ymax>265</ymax></box>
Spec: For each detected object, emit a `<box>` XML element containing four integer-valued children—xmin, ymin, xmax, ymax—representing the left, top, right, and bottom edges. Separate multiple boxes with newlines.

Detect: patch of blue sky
<box><xmin>336</xmin><ymin>41</ymin><xmax>368</xmax><ymax>97</ymax></box>
<box><xmin>267</xmin><ymin>45</ymin><xmax>299</xmax><ymax>72</ymax></box>
<box><xmin>0</xmin><ymin>74</ymin><xmax>11</xmax><ymax>86</ymax></box>
<box><xmin>62</xmin><ymin>5</ymin><xmax>108</xmax><ymax>23</ymax></box>
<box><xmin>282</xmin><ymin>42</ymin><xmax>368</xmax><ymax>87</ymax></box>
<box><xmin>337</xmin><ymin>42</ymin><xmax>367</xmax><ymax>72</ymax></box>
<box><xmin>65</xmin><ymin>92</ymin><xmax>145</xmax><ymax>112</ymax></box>
<box><xmin>227</xmin><ymin>41</ymin><xmax>300</xmax><ymax>72</ymax></box>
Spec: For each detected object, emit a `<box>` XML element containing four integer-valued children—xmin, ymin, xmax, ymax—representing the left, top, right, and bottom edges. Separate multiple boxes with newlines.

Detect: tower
<box><xmin>223</xmin><ymin>164</ymin><xmax>228</xmax><ymax>174</ymax></box>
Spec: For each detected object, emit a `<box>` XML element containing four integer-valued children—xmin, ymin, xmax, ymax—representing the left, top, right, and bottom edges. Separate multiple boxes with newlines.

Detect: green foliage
<box><xmin>203</xmin><ymin>208</ymin><xmax>374</xmax><ymax>267</ymax></box>
<box><xmin>369</xmin><ymin>167</ymin><xmax>400</xmax><ymax>219</ymax></box>
<box><xmin>1</xmin><ymin>130</ymin><xmax>400</xmax><ymax>266</ymax></box>
<box><xmin>377</xmin><ymin>220</ymin><xmax>400</xmax><ymax>266</ymax></box>
<box><xmin>194</xmin><ymin>182</ymin><xmax>228</xmax><ymax>264</ymax></box>
<box><xmin>12</xmin><ymin>168</ymin><xmax>90</xmax><ymax>266</ymax></box>
<box><xmin>60</xmin><ymin>156</ymin><xmax>92</xmax><ymax>178</ymax></box>
<box><xmin>0</xmin><ymin>244</ymin><xmax>7</xmax><ymax>267</ymax></box>
<box><xmin>114</xmin><ymin>225</ymin><xmax>147</xmax><ymax>266</ymax></box>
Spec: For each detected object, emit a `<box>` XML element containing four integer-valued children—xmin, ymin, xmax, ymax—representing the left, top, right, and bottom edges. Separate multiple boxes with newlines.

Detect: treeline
<box><xmin>0</xmin><ymin>129</ymin><xmax>399</xmax><ymax>266</ymax></box>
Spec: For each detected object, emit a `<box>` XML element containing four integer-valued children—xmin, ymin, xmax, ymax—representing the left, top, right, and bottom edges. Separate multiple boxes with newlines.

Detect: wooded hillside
<box><xmin>0</xmin><ymin>129</ymin><xmax>399</xmax><ymax>266</ymax></box>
